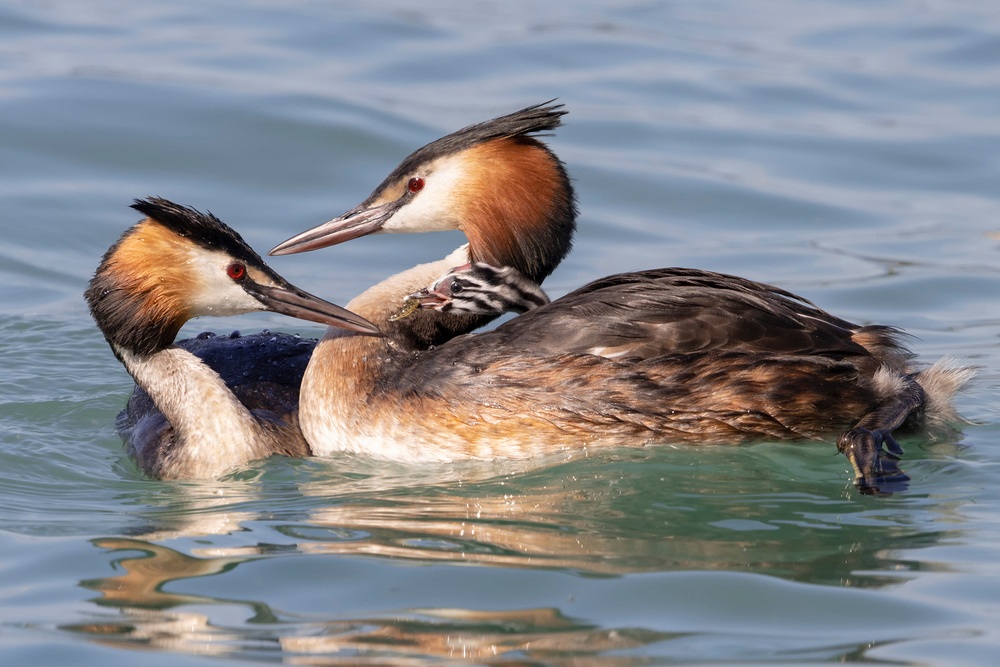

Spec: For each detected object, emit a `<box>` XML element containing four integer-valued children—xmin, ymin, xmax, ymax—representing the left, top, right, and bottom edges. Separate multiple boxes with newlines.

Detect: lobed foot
<box><xmin>837</xmin><ymin>427</ymin><xmax>910</xmax><ymax>495</ymax></box>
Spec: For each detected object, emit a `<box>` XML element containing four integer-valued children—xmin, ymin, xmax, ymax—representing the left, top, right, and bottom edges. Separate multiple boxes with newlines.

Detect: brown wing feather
<box><xmin>379</xmin><ymin>344</ymin><xmax>879</xmax><ymax>446</ymax></box>
<box><xmin>368</xmin><ymin>267</ymin><xmax>914</xmax><ymax>446</ymax></box>
<box><xmin>466</xmin><ymin>268</ymin><xmax>906</xmax><ymax>365</ymax></box>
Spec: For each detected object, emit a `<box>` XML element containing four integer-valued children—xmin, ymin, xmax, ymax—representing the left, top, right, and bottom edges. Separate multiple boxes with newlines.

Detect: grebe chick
<box><xmin>86</xmin><ymin>198</ymin><xmax>379</xmax><ymax>480</ymax></box>
<box><xmin>408</xmin><ymin>263</ymin><xmax>549</xmax><ymax>315</ymax></box>
<box><xmin>271</xmin><ymin>103</ymin><xmax>973</xmax><ymax>490</ymax></box>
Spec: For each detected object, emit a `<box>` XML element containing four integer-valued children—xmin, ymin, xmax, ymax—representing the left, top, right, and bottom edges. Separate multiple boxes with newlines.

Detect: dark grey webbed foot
<box><xmin>837</xmin><ymin>427</ymin><xmax>910</xmax><ymax>495</ymax></box>
<box><xmin>880</xmin><ymin>430</ymin><xmax>904</xmax><ymax>455</ymax></box>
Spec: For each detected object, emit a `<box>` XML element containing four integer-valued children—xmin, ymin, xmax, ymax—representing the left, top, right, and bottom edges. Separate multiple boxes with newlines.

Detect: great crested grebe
<box><xmin>86</xmin><ymin>197</ymin><xmax>379</xmax><ymax>480</ymax></box>
<box><xmin>270</xmin><ymin>103</ymin><xmax>972</xmax><ymax>489</ymax></box>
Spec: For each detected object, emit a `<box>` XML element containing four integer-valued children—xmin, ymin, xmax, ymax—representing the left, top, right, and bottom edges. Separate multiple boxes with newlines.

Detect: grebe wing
<box><xmin>469</xmin><ymin>268</ymin><xmax>896</xmax><ymax>362</ymax></box>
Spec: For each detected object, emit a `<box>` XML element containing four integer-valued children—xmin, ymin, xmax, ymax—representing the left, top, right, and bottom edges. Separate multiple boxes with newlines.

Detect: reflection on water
<box><xmin>64</xmin><ymin>448</ymin><xmax>966</xmax><ymax>663</ymax></box>
<box><xmin>73</xmin><ymin>538</ymin><xmax>673</xmax><ymax>664</ymax></box>
<box><xmin>280</xmin><ymin>608</ymin><xmax>674</xmax><ymax>664</ymax></box>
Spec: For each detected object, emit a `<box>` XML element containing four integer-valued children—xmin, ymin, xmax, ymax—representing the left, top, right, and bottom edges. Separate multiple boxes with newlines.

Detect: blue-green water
<box><xmin>2</xmin><ymin>1</ymin><xmax>999</xmax><ymax>664</ymax></box>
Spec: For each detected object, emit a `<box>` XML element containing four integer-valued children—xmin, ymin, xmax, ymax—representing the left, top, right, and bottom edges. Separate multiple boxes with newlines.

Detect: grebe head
<box><xmin>407</xmin><ymin>262</ymin><xmax>549</xmax><ymax>315</ymax></box>
<box><xmin>86</xmin><ymin>197</ymin><xmax>380</xmax><ymax>358</ymax></box>
<box><xmin>270</xmin><ymin>102</ymin><xmax>577</xmax><ymax>283</ymax></box>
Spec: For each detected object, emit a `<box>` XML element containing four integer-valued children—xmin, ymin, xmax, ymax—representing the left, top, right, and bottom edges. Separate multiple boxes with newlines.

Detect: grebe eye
<box><xmin>450</xmin><ymin>282</ymin><xmax>464</xmax><ymax>294</ymax></box>
<box><xmin>227</xmin><ymin>263</ymin><xmax>246</xmax><ymax>280</ymax></box>
<box><xmin>407</xmin><ymin>177</ymin><xmax>424</xmax><ymax>193</ymax></box>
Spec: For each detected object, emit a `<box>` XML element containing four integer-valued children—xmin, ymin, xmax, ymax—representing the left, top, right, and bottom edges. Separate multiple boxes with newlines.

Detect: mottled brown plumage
<box><xmin>273</xmin><ymin>102</ymin><xmax>972</xmax><ymax>491</ymax></box>
<box><xmin>297</xmin><ymin>258</ymin><xmax>965</xmax><ymax>491</ymax></box>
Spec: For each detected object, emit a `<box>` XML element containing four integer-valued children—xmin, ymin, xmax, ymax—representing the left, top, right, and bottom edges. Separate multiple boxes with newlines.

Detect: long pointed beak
<box><xmin>269</xmin><ymin>201</ymin><xmax>399</xmax><ymax>256</ymax></box>
<box><xmin>249</xmin><ymin>282</ymin><xmax>382</xmax><ymax>336</ymax></box>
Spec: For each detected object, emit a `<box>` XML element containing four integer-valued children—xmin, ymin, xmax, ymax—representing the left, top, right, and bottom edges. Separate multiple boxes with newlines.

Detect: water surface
<box><xmin>2</xmin><ymin>1</ymin><xmax>999</xmax><ymax>664</ymax></box>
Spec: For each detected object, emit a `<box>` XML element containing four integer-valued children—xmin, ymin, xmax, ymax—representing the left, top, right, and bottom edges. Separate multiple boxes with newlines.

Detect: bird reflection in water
<box><xmin>63</xmin><ymin>449</ymin><xmax>957</xmax><ymax>663</ymax></box>
<box><xmin>68</xmin><ymin>538</ymin><xmax>675</xmax><ymax>663</ymax></box>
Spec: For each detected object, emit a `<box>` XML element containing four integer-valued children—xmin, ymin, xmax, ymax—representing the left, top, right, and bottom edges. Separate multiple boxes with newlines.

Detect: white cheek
<box><xmin>187</xmin><ymin>252</ymin><xmax>263</xmax><ymax>317</ymax></box>
<box><xmin>381</xmin><ymin>160</ymin><xmax>467</xmax><ymax>233</ymax></box>
<box><xmin>192</xmin><ymin>282</ymin><xmax>262</xmax><ymax>317</ymax></box>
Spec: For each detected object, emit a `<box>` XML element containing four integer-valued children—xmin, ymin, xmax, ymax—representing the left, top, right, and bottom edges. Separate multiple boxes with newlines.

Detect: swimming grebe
<box><xmin>86</xmin><ymin>197</ymin><xmax>379</xmax><ymax>480</ymax></box>
<box><xmin>270</xmin><ymin>103</ymin><xmax>971</xmax><ymax>489</ymax></box>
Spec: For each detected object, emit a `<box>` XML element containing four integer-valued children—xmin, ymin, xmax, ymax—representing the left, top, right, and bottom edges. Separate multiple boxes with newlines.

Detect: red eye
<box><xmin>407</xmin><ymin>177</ymin><xmax>424</xmax><ymax>193</ymax></box>
<box><xmin>227</xmin><ymin>263</ymin><xmax>246</xmax><ymax>280</ymax></box>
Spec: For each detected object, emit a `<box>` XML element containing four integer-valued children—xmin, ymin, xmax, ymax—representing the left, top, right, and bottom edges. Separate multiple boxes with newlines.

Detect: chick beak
<box><xmin>248</xmin><ymin>281</ymin><xmax>382</xmax><ymax>335</ymax></box>
<box><xmin>408</xmin><ymin>273</ymin><xmax>465</xmax><ymax>310</ymax></box>
<box><xmin>407</xmin><ymin>285</ymin><xmax>452</xmax><ymax>310</ymax></box>
<box><xmin>269</xmin><ymin>201</ymin><xmax>399</xmax><ymax>256</ymax></box>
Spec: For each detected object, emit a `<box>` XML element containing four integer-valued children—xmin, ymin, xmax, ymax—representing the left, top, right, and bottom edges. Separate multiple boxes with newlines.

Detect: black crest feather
<box><xmin>130</xmin><ymin>197</ymin><xmax>264</xmax><ymax>268</ymax></box>
<box><xmin>371</xmin><ymin>101</ymin><xmax>569</xmax><ymax>202</ymax></box>
<box><xmin>395</xmin><ymin>100</ymin><xmax>566</xmax><ymax>175</ymax></box>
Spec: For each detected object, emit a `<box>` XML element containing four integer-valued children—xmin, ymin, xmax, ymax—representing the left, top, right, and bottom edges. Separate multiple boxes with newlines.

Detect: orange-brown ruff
<box><xmin>271</xmin><ymin>102</ymin><xmax>972</xmax><ymax>490</ymax></box>
<box><xmin>86</xmin><ymin>198</ymin><xmax>378</xmax><ymax>480</ymax></box>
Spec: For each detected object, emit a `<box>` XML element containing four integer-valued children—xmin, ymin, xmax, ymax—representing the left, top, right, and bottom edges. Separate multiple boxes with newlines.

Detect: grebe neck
<box><xmin>301</xmin><ymin>250</ymin><xmax>471</xmax><ymax>457</ymax></box>
<box><xmin>119</xmin><ymin>347</ymin><xmax>273</xmax><ymax>478</ymax></box>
